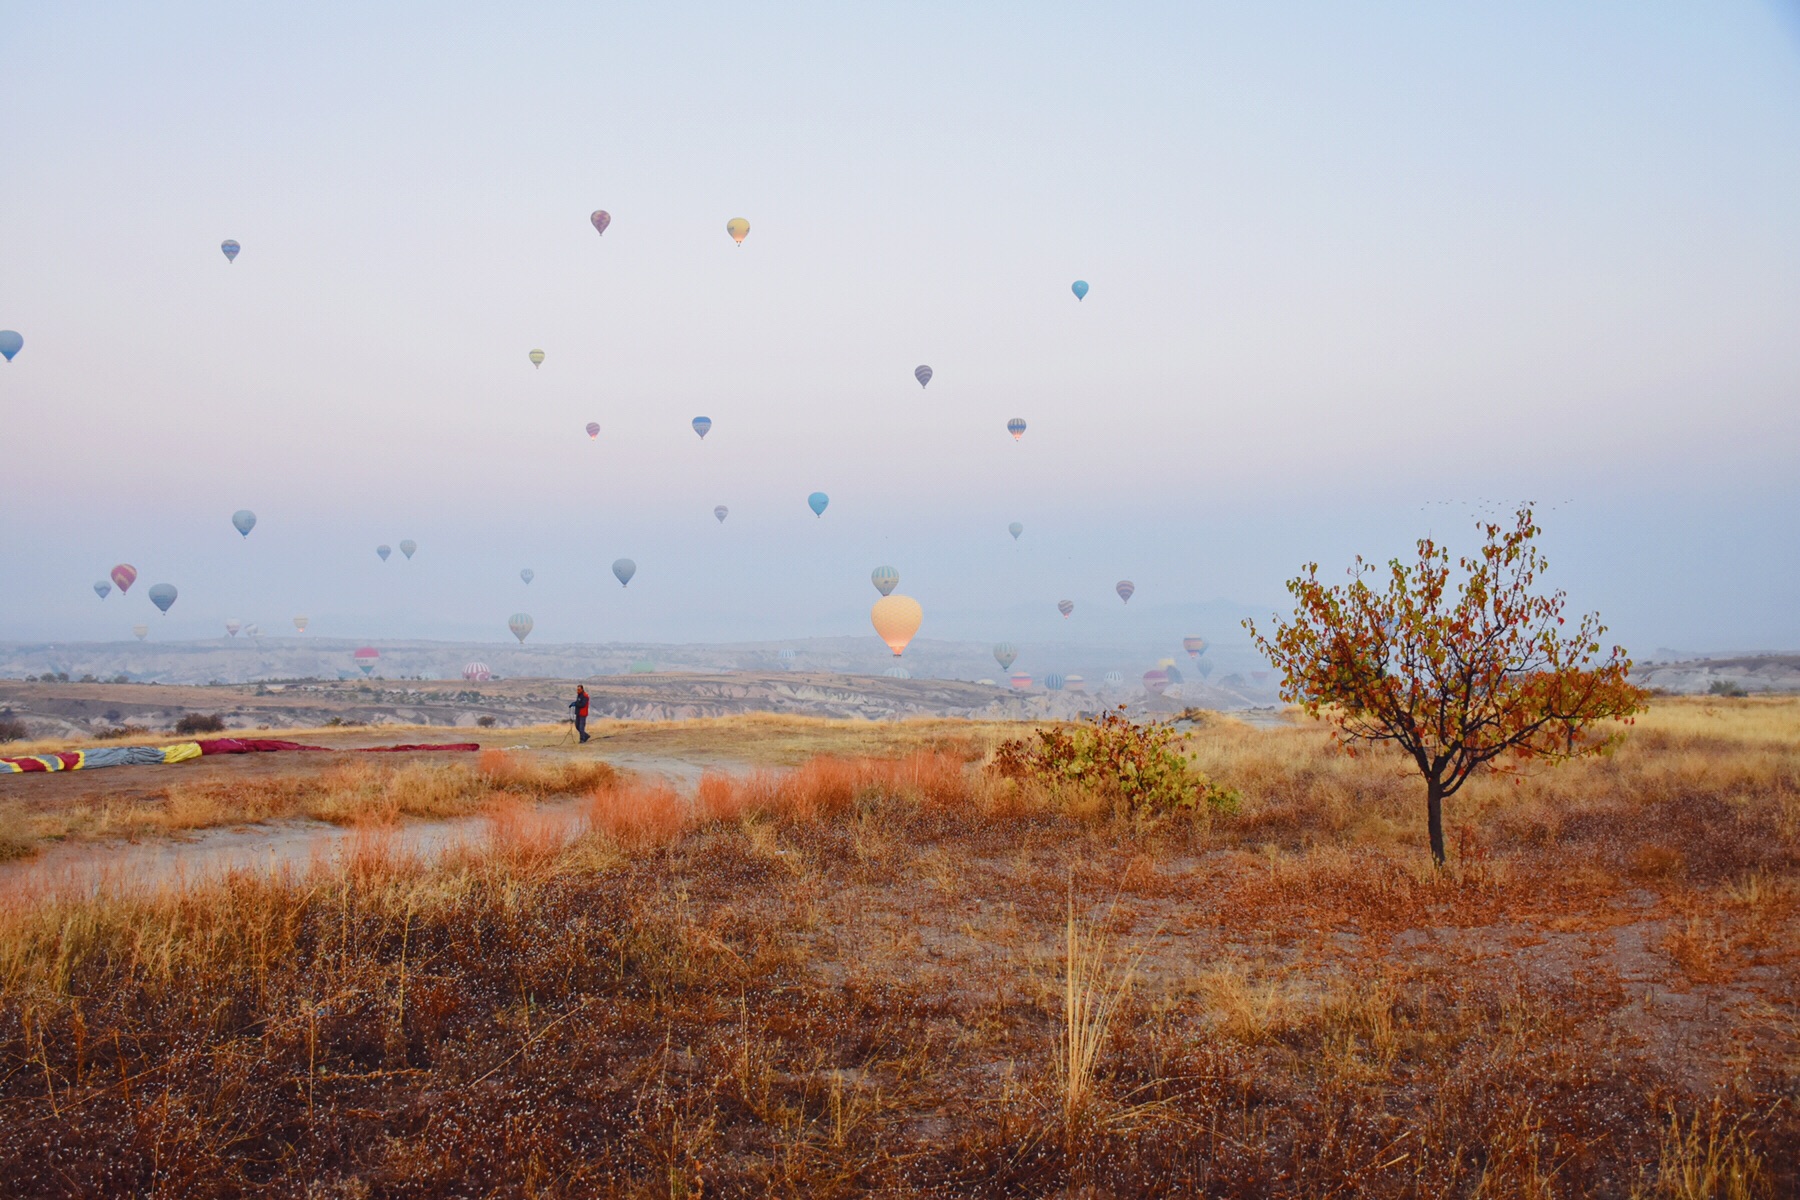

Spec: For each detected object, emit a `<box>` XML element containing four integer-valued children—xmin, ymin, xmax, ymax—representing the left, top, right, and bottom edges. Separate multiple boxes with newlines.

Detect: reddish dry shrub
<box><xmin>587</xmin><ymin>781</ymin><xmax>685</xmax><ymax>848</ymax></box>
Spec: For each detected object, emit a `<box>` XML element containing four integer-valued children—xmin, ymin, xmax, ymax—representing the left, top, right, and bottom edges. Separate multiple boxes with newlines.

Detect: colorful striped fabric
<box><xmin>2</xmin><ymin>738</ymin><xmax>480</xmax><ymax>773</ymax></box>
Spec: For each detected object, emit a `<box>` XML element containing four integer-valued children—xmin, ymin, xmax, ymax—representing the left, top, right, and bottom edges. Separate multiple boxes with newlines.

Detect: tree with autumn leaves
<box><xmin>1247</xmin><ymin>506</ymin><xmax>1646</xmax><ymax>866</ymax></box>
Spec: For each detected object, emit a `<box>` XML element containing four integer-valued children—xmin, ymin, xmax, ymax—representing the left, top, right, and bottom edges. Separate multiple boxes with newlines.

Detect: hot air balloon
<box><xmin>692</xmin><ymin>416</ymin><xmax>712</xmax><ymax>439</ymax></box>
<box><xmin>520</xmin><ymin>569</ymin><xmax>534</xmax><ymax>584</ymax></box>
<box><xmin>232</xmin><ymin>509</ymin><xmax>256</xmax><ymax>537</ymax></box>
<box><xmin>871</xmin><ymin>566</ymin><xmax>899</xmax><ymax>597</ymax></box>
<box><xmin>1007</xmin><ymin>418</ymin><xmax>1026</xmax><ymax>441</ymax></box>
<box><xmin>1104</xmin><ymin>670</ymin><xmax>1124</xmax><ymax>687</ymax></box>
<box><xmin>994</xmin><ymin>643</ymin><xmax>1018</xmax><ymax>671</ymax></box>
<box><xmin>221</xmin><ymin>239</ymin><xmax>240</xmax><ymax>263</ymax></box>
<box><xmin>726</xmin><ymin>217</ymin><xmax>750</xmax><ymax>245</ymax></box>
<box><xmin>1065</xmin><ymin>674</ymin><xmax>1087</xmax><ymax>694</ymax></box>
<box><xmin>463</xmin><ymin>662</ymin><xmax>492</xmax><ymax>682</ymax></box>
<box><xmin>629</xmin><ymin>659</ymin><xmax>656</xmax><ymax>674</ymax></box>
<box><xmin>590</xmin><ymin>210</ymin><xmax>611</xmax><ymax>236</ymax></box>
<box><xmin>714</xmin><ymin>506</ymin><xmax>728</xmax><ymax>523</ymax></box>
<box><xmin>508</xmin><ymin>613</ymin><xmax>534</xmax><ymax>644</ymax></box>
<box><xmin>884</xmin><ymin>666</ymin><xmax>912</xmax><ymax>680</ymax></box>
<box><xmin>111</xmin><ymin>564</ymin><xmax>137</xmax><ymax>593</ymax></box>
<box><xmin>377</xmin><ymin>545</ymin><xmax>392</xmax><ymax>562</ymax></box>
<box><xmin>1057</xmin><ymin>600</ymin><xmax>1073</xmax><ymax>618</ymax></box>
<box><xmin>1010</xmin><ymin>672</ymin><xmax>1033</xmax><ymax>691</ymax></box>
<box><xmin>1183</xmin><ymin>636</ymin><xmax>1207</xmax><ymax>659</ymax></box>
<box><xmin>1198</xmin><ymin>660</ymin><xmax>1213</xmax><ymax>679</ymax></box>
<box><xmin>586</xmin><ymin>422</ymin><xmax>601</xmax><ymax>439</ymax></box>
<box><xmin>778</xmin><ymin>649</ymin><xmax>796</xmax><ymax>662</ymax></box>
<box><xmin>612</xmin><ymin>558</ymin><xmax>636</xmax><ymax>587</ymax></box>
<box><xmin>1044</xmin><ymin>673</ymin><xmax>1066</xmax><ymax>692</ymax></box>
<box><xmin>0</xmin><ymin>331</ymin><xmax>21</xmax><ymax>362</ymax></box>
<box><xmin>1072</xmin><ymin>280</ymin><xmax>1089</xmax><ymax>301</ymax></box>
<box><xmin>529</xmin><ymin>349</ymin><xmax>544</xmax><ymax>368</ymax></box>
<box><xmin>1116</xmin><ymin>580</ymin><xmax>1135</xmax><ymax>604</ymax></box>
<box><xmin>871</xmin><ymin>594</ymin><xmax>922</xmax><ymax>656</ymax></box>
<box><xmin>1009</xmin><ymin>522</ymin><xmax>1023</xmax><ymax>540</ymax></box>
<box><xmin>93</xmin><ymin>581</ymin><xmax>111</xmax><ymax>600</ymax></box>
<box><xmin>808</xmin><ymin>492</ymin><xmax>829</xmax><ymax>517</ymax></box>
<box><xmin>1164</xmin><ymin>664</ymin><xmax>1183</xmax><ymax>685</ymax></box>
<box><xmin>1143</xmin><ymin>669</ymin><xmax>1169</xmax><ymax>697</ymax></box>
<box><xmin>225</xmin><ymin>619</ymin><xmax>241</xmax><ymax>637</ymax></box>
<box><xmin>399</xmin><ymin>540</ymin><xmax>417</xmax><ymax>560</ymax></box>
<box><xmin>133</xmin><ymin>624</ymin><xmax>148</xmax><ymax>641</ymax></box>
<box><xmin>147</xmin><ymin>583</ymin><xmax>177</xmax><ymax>614</ymax></box>
<box><xmin>354</xmin><ymin>647</ymin><xmax>379</xmax><ymax>677</ymax></box>
<box><xmin>294</xmin><ymin>616</ymin><xmax>309</xmax><ymax>633</ymax></box>
<box><xmin>915</xmin><ymin>365</ymin><xmax>932</xmax><ymax>388</ymax></box>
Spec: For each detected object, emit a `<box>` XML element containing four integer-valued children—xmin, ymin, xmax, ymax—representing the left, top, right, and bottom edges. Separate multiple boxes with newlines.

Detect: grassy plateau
<box><xmin>0</xmin><ymin>699</ymin><xmax>1794</xmax><ymax>1197</ymax></box>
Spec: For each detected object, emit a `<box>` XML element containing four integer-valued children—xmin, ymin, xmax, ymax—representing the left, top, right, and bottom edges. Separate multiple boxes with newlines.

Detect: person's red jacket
<box><xmin>571</xmin><ymin>688</ymin><xmax>590</xmax><ymax>718</ymax></box>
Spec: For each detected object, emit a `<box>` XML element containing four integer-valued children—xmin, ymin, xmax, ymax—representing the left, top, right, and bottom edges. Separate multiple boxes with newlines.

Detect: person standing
<box><xmin>569</xmin><ymin>684</ymin><xmax>590</xmax><ymax>743</ymax></box>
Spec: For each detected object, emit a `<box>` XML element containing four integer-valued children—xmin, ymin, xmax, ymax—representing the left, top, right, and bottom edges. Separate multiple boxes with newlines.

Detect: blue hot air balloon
<box><xmin>231</xmin><ymin>509</ymin><xmax>256</xmax><ymax>537</ymax></box>
<box><xmin>1072</xmin><ymin>280</ymin><xmax>1089</xmax><ymax>301</ymax></box>
<box><xmin>1009</xmin><ymin>522</ymin><xmax>1023</xmax><ymax>540</ymax></box>
<box><xmin>1007</xmin><ymin>418</ymin><xmax>1026</xmax><ymax>441</ymax></box>
<box><xmin>221</xmin><ymin>239</ymin><xmax>240</xmax><ymax>263</ymax></box>
<box><xmin>520</xmin><ymin>569</ymin><xmax>534</xmax><ymax>584</ymax></box>
<box><xmin>613</xmin><ymin>558</ymin><xmax>637</xmax><ymax>587</ymax></box>
<box><xmin>0</xmin><ymin>331</ymin><xmax>21</xmax><ymax>362</ymax></box>
<box><xmin>148</xmin><ymin>583</ymin><xmax>178</xmax><ymax>614</ymax></box>
<box><xmin>692</xmin><ymin>416</ymin><xmax>712</xmax><ymax>439</ymax></box>
<box><xmin>714</xmin><ymin>506</ymin><xmax>728</xmax><ymax>523</ymax></box>
<box><xmin>93</xmin><ymin>581</ymin><xmax>111</xmax><ymax>600</ymax></box>
<box><xmin>377</xmin><ymin>545</ymin><xmax>392</xmax><ymax>562</ymax></box>
<box><xmin>915</xmin><ymin>365</ymin><xmax>932</xmax><ymax>388</ymax></box>
<box><xmin>871</xmin><ymin>566</ymin><xmax>899</xmax><ymax>596</ymax></box>
<box><xmin>808</xmin><ymin>492</ymin><xmax>829</xmax><ymax>517</ymax></box>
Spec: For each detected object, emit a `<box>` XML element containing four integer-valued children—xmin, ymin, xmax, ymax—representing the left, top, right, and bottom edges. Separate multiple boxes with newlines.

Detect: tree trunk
<box><xmin>1426</xmin><ymin>778</ymin><xmax>1446</xmax><ymax>867</ymax></box>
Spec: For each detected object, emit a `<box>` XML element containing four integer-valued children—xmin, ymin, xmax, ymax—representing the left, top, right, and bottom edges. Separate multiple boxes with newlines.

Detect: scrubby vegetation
<box><xmin>0</xmin><ymin>701</ymin><xmax>1793</xmax><ymax>1196</ymax></box>
<box><xmin>990</xmin><ymin>707</ymin><xmax>1239</xmax><ymax>816</ymax></box>
<box><xmin>172</xmin><ymin>712</ymin><xmax>227</xmax><ymax>735</ymax></box>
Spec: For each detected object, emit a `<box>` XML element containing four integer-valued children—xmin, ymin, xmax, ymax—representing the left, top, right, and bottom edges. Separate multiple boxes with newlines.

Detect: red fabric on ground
<box><xmin>195</xmin><ymin>738</ymin><xmax>330</xmax><ymax>755</ymax></box>
<box><xmin>357</xmin><ymin>743</ymin><xmax>481</xmax><ymax>753</ymax></box>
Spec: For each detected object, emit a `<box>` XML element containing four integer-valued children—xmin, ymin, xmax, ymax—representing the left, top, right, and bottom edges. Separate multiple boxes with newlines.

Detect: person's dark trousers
<box><xmin>575</xmin><ymin>712</ymin><xmax>589</xmax><ymax>743</ymax></box>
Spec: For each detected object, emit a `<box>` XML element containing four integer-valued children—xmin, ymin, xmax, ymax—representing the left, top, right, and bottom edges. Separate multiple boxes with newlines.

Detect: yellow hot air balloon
<box><xmin>726</xmin><ymin>217</ymin><xmax>750</xmax><ymax>246</ymax></box>
<box><xmin>871</xmin><ymin>594</ymin><xmax>922</xmax><ymax>657</ymax></box>
<box><xmin>529</xmin><ymin>348</ymin><xmax>545</xmax><ymax>368</ymax></box>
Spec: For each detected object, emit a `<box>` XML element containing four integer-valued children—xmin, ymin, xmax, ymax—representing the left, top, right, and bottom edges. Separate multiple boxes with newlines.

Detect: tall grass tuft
<box><xmin>1055</xmin><ymin>894</ymin><xmax>1137</xmax><ymax>1138</ymax></box>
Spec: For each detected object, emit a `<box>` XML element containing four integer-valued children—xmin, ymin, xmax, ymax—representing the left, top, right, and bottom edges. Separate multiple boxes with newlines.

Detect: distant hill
<box><xmin>1631</xmin><ymin>654</ymin><xmax>1800</xmax><ymax>695</ymax></box>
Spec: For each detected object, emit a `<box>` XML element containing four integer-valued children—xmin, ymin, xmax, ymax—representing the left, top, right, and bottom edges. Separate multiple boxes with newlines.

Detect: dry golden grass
<box><xmin>0</xmin><ymin>696</ymin><xmax>1793</xmax><ymax>1196</ymax></box>
<box><xmin>3</xmin><ymin>752</ymin><xmax>616</xmax><ymax>854</ymax></box>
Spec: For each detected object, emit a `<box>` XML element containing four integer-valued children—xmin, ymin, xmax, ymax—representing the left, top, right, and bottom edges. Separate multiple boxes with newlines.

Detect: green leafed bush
<box><xmin>990</xmin><ymin>707</ymin><xmax>1238</xmax><ymax>817</ymax></box>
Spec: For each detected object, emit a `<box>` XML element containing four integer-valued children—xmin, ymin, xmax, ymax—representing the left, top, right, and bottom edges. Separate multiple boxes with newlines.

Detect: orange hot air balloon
<box><xmin>726</xmin><ymin>217</ymin><xmax>750</xmax><ymax>245</ymax></box>
<box><xmin>871</xmin><ymin>594</ymin><xmax>923</xmax><ymax>657</ymax></box>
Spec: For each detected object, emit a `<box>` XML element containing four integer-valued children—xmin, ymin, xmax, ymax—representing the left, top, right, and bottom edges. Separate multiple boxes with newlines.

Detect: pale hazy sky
<box><xmin>3</xmin><ymin>2</ymin><xmax>1798</xmax><ymax>656</ymax></box>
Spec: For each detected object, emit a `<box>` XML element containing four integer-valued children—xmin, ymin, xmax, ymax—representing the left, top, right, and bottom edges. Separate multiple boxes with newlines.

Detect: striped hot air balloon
<box><xmin>1065</xmin><ymin>674</ymin><xmax>1087</xmax><ymax>694</ymax></box>
<box><xmin>508</xmin><ymin>613</ymin><xmax>534</xmax><ymax>644</ymax></box>
<box><xmin>1057</xmin><ymin>600</ymin><xmax>1073</xmax><ymax>618</ymax></box>
<box><xmin>993</xmin><ymin>643</ymin><xmax>1018</xmax><ymax>670</ymax></box>
<box><xmin>111</xmin><ymin>564</ymin><xmax>137</xmax><ymax>594</ymax></box>
<box><xmin>399</xmin><ymin>540</ymin><xmax>417</xmax><ymax>560</ymax></box>
<box><xmin>293</xmin><ymin>616</ymin><xmax>309</xmax><ymax>633</ymax></box>
<box><xmin>884</xmin><ymin>666</ymin><xmax>912</xmax><ymax>680</ymax></box>
<box><xmin>1007</xmin><ymin>418</ymin><xmax>1026</xmax><ymax>441</ymax></box>
<box><xmin>1044</xmin><ymin>673</ymin><xmax>1066</xmax><ymax>692</ymax></box>
<box><xmin>133</xmin><ymin>624</ymin><xmax>148</xmax><ymax>640</ymax></box>
<box><xmin>871</xmin><ymin>566</ymin><xmax>899</xmax><ymax>597</ymax></box>
<box><xmin>353</xmin><ymin>647</ymin><xmax>380</xmax><ymax>676</ymax></box>
<box><xmin>1142</xmin><ymin>669</ymin><xmax>1169</xmax><ymax>696</ymax></box>
<box><xmin>1010</xmin><ymin>672</ymin><xmax>1032</xmax><ymax>691</ymax></box>
<box><xmin>463</xmin><ymin>662</ymin><xmax>492</xmax><ymax>682</ymax></box>
<box><xmin>586</xmin><ymin>422</ymin><xmax>600</xmax><ymax>439</ymax></box>
<box><xmin>1183</xmin><ymin>636</ymin><xmax>1207</xmax><ymax>659</ymax></box>
<box><xmin>915</xmin><ymin>365</ymin><xmax>932</xmax><ymax>388</ymax></box>
<box><xmin>1116</xmin><ymin>580</ymin><xmax>1135</xmax><ymax>604</ymax></box>
<box><xmin>1104</xmin><ymin>671</ymin><xmax>1124</xmax><ymax>687</ymax></box>
<box><xmin>715</xmin><ymin>505</ymin><xmax>729</xmax><ymax>523</ymax></box>
<box><xmin>221</xmin><ymin>239</ymin><xmax>240</xmax><ymax>263</ymax></box>
<box><xmin>692</xmin><ymin>416</ymin><xmax>712</xmax><ymax>439</ymax></box>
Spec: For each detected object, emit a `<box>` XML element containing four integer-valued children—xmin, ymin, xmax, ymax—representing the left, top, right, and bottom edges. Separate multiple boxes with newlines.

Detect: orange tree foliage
<box><xmin>1245</xmin><ymin>506</ymin><xmax>1646</xmax><ymax>865</ymax></box>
